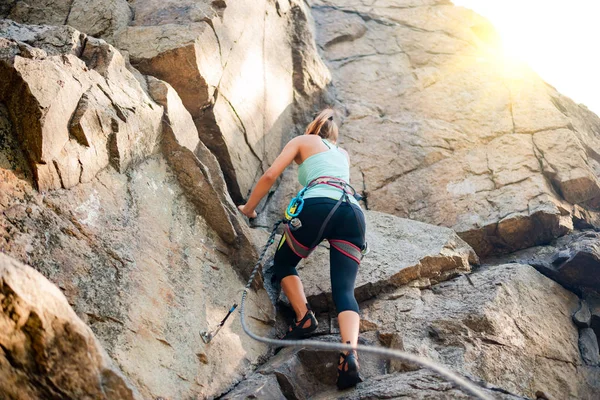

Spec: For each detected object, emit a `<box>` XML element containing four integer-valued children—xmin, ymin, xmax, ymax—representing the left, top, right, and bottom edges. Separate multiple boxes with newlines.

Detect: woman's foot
<box><xmin>281</xmin><ymin>303</ymin><xmax>318</xmax><ymax>340</ymax></box>
<box><xmin>336</xmin><ymin>343</ymin><xmax>362</xmax><ymax>390</ymax></box>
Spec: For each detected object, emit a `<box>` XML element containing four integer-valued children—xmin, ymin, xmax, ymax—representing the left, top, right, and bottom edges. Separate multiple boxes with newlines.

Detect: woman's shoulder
<box><xmin>290</xmin><ymin>134</ymin><xmax>326</xmax><ymax>148</ymax></box>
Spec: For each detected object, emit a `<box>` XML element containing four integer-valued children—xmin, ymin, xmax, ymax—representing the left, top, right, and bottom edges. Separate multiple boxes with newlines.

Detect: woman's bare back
<box><xmin>293</xmin><ymin>135</ymin><xmax>349</xmax><ymax>165</ymax></box>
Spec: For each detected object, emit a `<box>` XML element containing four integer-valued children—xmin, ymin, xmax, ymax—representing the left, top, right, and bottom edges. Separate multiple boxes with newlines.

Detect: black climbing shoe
<box><xmin>281</xmin><ymin>304</ymin><xmax>318</xmax><ymax>340</ymax></box>
<box><xmin>336</xmin><ymin>345</ymin><xmax>363</xmax><ymax>390</ymax></box>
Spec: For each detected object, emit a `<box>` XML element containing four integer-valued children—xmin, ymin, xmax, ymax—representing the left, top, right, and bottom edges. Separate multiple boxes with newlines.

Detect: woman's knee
<box><xmin>333</xmin><ymin>292</ymin><xmax>359</xmax><ymax>314</ymax></box>
<box><xmin>273</xmin><ymin>263</ymin><xmax>299</xmax><ymax>283</ymax></box>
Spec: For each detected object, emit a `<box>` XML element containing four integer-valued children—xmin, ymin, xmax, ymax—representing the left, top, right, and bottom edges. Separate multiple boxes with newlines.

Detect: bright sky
<box><xmin>452</xmin><ymin>0</ymin><xmax>600</xmax><ymax>117</ymax></box>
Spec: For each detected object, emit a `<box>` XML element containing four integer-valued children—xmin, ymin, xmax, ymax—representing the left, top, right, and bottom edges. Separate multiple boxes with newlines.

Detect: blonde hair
<box><xmin>304</xmin><ymin>108</ymin><xmax>338</xmax><ymax>142</ymax></box>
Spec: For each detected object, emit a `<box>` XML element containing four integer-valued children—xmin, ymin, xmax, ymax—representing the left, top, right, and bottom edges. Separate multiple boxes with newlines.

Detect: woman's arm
<box><xmin>238</xmin><ymin>137</ymin><xmax>301</xmax><ymax>218</ymax></box>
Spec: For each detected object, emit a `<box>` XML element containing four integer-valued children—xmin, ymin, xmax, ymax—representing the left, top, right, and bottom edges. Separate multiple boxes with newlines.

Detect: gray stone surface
<box><xmin>2</xmin><ymin>2</ymin><xmax>600</xmax><ymax>400</ymax></box>
<box><xmin>579</xmin><ymin>328</ymin><xmax>600</xmax><ymax>366</ymax></box>
<box><xmin>549</xmin><ymin>232</ymin><xmax>600</xmax><ymax>290</ymax></box>
<box><xmin>220</xmin><ymin>373</ymin><xmax>286</xmax><ymax>400</ymax></box>
<box><xmin>574</xmin><ymin>300</ymin><xmax>592</xmax><ymax>328</ymax></box>
<box><xmin>3</xmin><ymin>0</ymin><xmax>329</xmax><ymax>204</ymax></box>
<box><xmin>358</xmin><ymin>263</ymin><xmax>593</xmax><ymax>399</ymax></box>
<box><xmin>147</xmin><ymin>75</ymin><xmax>259</xmax><ymax>277</ymax></box>
<box><xmin>0</xmin><ymin>108</ymin><xmax>274</xmax><ymax>398</ymax></box>
<box><xmin>114</xmin><ymin>0</ymin><xmax>325</xmax><ymax>202</ymax></box>
<box><xmin>486</xmin><ymin>230</ymin><xmax>600</xmax><ymax>292</ymax></box>
<box><xmin>223</xmin><ymin>333</ymin><xmax>385</xmax><ymax>400</ymax></box>
<box><xmin>312</xmin><ymin>369</ymin><xmax>524</xmax><ymax>400</ymax></box>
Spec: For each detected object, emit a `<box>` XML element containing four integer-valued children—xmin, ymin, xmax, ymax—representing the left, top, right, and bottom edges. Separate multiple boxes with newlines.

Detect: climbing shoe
<box><xmin>281</xmin><ymin>303</ymin><xmax>318</xmax><ymax>340</ymax></box>
<box><xmin>336</xmin><ymin>343</ymin><xmax>363</xmax><ymax>390</ymax></box>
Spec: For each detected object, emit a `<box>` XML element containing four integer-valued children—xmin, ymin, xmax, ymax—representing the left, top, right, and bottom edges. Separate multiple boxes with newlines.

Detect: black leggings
<box><xmin>274</xmin><ymin>198</ymin><xmax>366</xmax><ymax>314</ymax></box>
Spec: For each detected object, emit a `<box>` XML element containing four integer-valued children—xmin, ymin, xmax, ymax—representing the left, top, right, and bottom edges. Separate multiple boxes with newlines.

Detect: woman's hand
<box><xmin>238</xmin><ymin>204</ymin><xmax>257</xmax><ymax>219</ymax></box>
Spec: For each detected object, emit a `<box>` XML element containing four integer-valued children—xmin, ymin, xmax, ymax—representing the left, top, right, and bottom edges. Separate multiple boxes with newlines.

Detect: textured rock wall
<box><xmin>0</xmin><ymin>1</ymin><xmax>328</xmax><ymax>397</ymax></box>
<box><xmin>291</xmin><ymin>210</ymin><xmax>477</xmax><ymax>312</ymax></box>
<box><xmin>221</xmin><ymin>1</ymin><xmax>600</xmax><ymax>398</ymax></box>
<box><xmin>359</xmin><ymin>263</ymin><xmax>595</xmax><ymax>399</ymax></box>
<box><xmin>2</xmin><ymin>1</ymin><xmax>600</xmax><ymax>399</ymax></box>
<box><xmin>310</xmin><ymin>0</ymin><xmax>600</xmax><ymax>257</ymax></box>
<box><xmin>0</xmin><ymin>21</ymin><xmax>163</xmax><ymax>192</ymax></box>
<box><xmin>0</xmin><ymin>252</ymin><xmax>140</xmax><ymax>399</ymax></box>
<box><xmin>0</xmin><ymin>103</ymin><xmax>276</xmax><ymax>398</ymax></box>
<box><xmin>1</xmin><ymin>0</ymin><xmax>330</xmax><ymax>203</ymax></box>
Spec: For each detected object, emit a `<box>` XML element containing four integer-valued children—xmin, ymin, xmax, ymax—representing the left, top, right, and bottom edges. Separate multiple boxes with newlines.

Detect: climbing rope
<box><xmin>237</xmin><ymin>219</ymin><xmax>494</xmax><ymax>400</ymax></box>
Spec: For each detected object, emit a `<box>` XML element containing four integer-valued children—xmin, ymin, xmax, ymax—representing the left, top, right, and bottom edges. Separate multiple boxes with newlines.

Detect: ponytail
<box><xmin>304</xmin><ymin>108</ymin><xmax>339</xmax><ymax>141</ymax></box>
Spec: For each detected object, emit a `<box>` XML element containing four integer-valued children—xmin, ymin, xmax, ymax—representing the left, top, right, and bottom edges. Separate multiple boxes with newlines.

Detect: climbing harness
<box><xmin>285</xmin><ymin>176</ymin><xmax>362</xmax><ymax>220</ymax></box>
<box><xmin>284</xmin><ymin>176</ymin><xmax>369</xmax><ymax>262</ymax></box>
<box><xmin>201</xmin><ymin>181</ymin><xmax>493</xmax><ymax>400</ymax></box>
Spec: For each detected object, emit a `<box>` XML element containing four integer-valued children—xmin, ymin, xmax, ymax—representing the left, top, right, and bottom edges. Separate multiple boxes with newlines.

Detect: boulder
<box><xmin>0</xmin><ymin>252</ymin><xmax>140</xmax><ymax>399</ymax></box>
<box><xmin>310</xmin><ymin>0</ymin><xmax>600</xmax><ymax>256</ymax></box>
<box><xmin>0</xmin><ymin>21</ymin><xmax>163</xmax><ymax>191</ymax></box>
<box><xmin>293</xmin><ymin>210</ymin><xmax>477</xmax><ymax>312</ymax></box>
<box><xmin>547</xmin><ymin>232</ymin><xmax>600</xmax><ymax>290</ymax></box>
<box><xmin>359</xmin><ymin>263</ymin><xmax>595</xmax><ymax>399</ymax></box>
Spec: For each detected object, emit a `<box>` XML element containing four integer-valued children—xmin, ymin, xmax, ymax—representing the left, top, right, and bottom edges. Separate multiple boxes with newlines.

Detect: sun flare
<box><xmin>453</xmin><ymin>0</ymin><xmax>600</xmax><ymax>115</ymax></box>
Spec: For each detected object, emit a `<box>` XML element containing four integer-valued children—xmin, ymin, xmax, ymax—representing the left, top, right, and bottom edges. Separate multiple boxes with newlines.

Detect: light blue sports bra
<box><xmin>297</xmin><ymin>139</ymin><xmax>359</xmax><ymax>205</ymax></box>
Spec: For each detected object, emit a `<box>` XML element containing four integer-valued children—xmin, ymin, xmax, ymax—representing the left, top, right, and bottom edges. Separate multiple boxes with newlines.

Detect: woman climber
<box><xmin>238</xmin><ymin>108</ymin><xmax>366</xmax><ymax>390</ymax></box>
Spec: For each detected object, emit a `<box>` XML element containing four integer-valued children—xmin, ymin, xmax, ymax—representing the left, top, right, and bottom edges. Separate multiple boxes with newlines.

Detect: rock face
<box><xmin>574</xmin><ymin>300</ymin><xmax>592</xmax><ymax>328</ymax></box>
<box><xmin>359</xmin><ymin>263</ymin><xmax>596</xmax><ymax>399</ymax></box>
<box><xmin>3</xmin><ymin>0</ymin><xmax>132</xmax><ymax>42</ymax></box>
<box><xmin>0</xmin><ymin>0</ymin><xmax>329</xmax><ymax>396</ymax></box>
<box><xmin>115</xmin><ymin>0</ymin><xmax>329</xmax><ymax>202</ymax></box>
<box><xmin>237</xmin><ymin>262</ymin><xmax>599</xmax><ymax>399</ymax></box>
<box><xmin>546</xmin><ymin>232</ymin><xmax>600</xmax><ymax>290</ymax></box>
<box><xmin>310</xmin><ymin>0</ymin><xmax>600</xmax><ymax>256</ymax></box>
<box><xmin>579</xmin><ymin>328</ymin><xmax>600</xmax><ymax>366</ymax></box>
<box><xmin>291</xmin><ymin>210</ymin><xmax>478</xmax><ymax>312</ymax></box>
<box><xmin>0</xmin><ymin>21</ymin><xmax>163</xmax><ymax>191</ymax></box>
<box><xmin>0</xmin><ymin>50</ymin><xmax>275</xmax><ymax>398</ymax></box>
<box><xmin>2</xmin><ymin>0</ymin><xmax>330</xmax><ymax>203</ymax></box>
<box><xmin>147</xmin><ymin>76</ymin><xmax>259</xmax><ymax>277</ymax></box>
<box><xmin>311</xmin><ymin>369</ymin><xmax>522</xmax><ymax>400</ymax></box>
<box><xmin>2</xmin><ymin>1</ymin><xmax>600</xmax><ymax>399</ymax></box>
<box><xmin>0</xmin><ymin>252</ymin><xmax>140</xmax><ymax>399</ymax></box>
